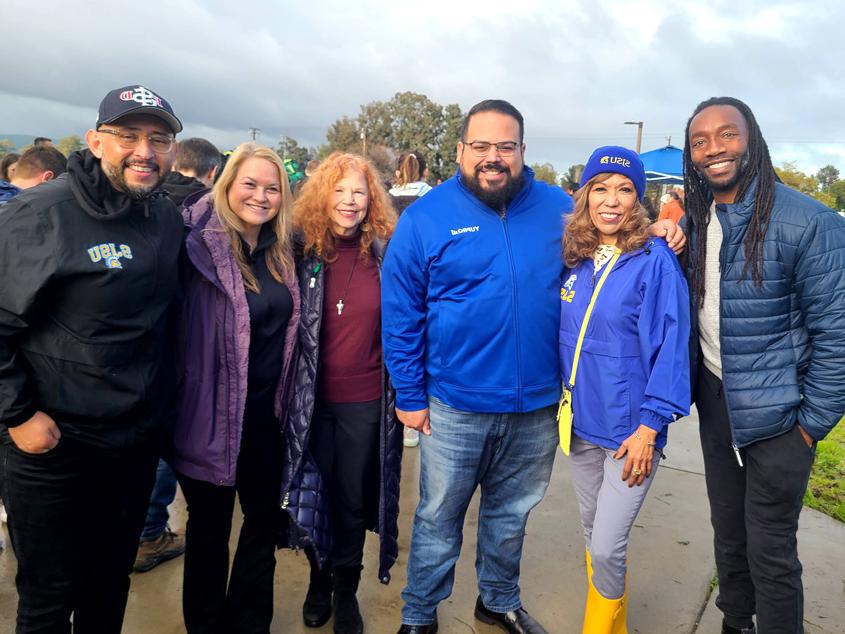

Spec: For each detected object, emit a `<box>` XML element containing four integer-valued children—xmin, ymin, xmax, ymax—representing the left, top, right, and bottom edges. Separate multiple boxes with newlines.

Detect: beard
<box><xmin>463</xmin><ymin>162</ymin><xmax>525</xmax><ymax>212</ymax></box>
<box><xmin>101</xmin><ymin>158</ymin><xmax>165</xmax><ymax>200</ymax></box>
<box><xmin>701</xmin><ymin>150</ymin><xmax>750</xmax><ymax>194</ymax></box>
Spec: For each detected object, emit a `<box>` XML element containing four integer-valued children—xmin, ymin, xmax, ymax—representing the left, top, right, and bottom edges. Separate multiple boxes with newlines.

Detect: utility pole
<box><xmin>280</xmin><ymin>135</ymin><xmax>288</xmax><ymax>161</ymax></box>
<box><xmin>360</xmin><ymin>129</ymin><xmax>367</xmax><ymax>157</ymax></box>
<box><xmin>248</xmin><ymin>128</ymin><xmax>260</xmax><ymax>141</ymax></box>
<box><xmin>624</xmin><ymin>121</ymin><xmax>644</xmax><ymax>153</ymax></box>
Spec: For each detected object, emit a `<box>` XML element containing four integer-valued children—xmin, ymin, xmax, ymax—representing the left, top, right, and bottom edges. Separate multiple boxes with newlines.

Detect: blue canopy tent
<box><xmin>639</xmin><ymin>145</ymin><xmax>683</xmax><ymax>185</ymax></box>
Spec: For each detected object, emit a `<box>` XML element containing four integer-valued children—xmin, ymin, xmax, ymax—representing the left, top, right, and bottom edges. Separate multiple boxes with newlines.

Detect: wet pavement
<box><xmin>1</xmin><ymin>411</ymin><xmax>843</xmax><ymax>633</ymax></box>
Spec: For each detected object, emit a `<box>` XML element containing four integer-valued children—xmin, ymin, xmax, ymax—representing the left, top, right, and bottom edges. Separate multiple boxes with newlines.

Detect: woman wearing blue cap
<box><xmin>558</xmin><ymin>146</ymin><xmax>691</xmax><ymax>633</ymax></box>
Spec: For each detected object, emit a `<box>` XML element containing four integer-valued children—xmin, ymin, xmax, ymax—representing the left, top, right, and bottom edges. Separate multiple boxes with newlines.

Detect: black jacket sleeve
<box><xmin>0</xmin><ymin>197</ymin><xmax>59</xmax><ymax>427</ymax></box>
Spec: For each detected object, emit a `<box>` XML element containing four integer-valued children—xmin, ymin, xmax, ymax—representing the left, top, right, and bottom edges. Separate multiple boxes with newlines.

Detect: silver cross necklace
<box><xmin>335</xmin><ymin>255</ymin><xmax>358</xmax><ymax>316</ymax></box>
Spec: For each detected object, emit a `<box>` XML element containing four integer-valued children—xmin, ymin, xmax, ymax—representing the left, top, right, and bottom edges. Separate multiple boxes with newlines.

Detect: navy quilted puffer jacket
<box><xmin>280</xmin><ymin>236</ymin><xmax>402</xmax><ymax>584</ymax></box>
<box><xmin>687</xmin><ymin>181</ymin><xmax>845</xmax><ymax>448</ymax></box>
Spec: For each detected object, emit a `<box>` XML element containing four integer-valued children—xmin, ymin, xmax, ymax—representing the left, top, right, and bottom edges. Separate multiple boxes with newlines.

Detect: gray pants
<box><xmin>569</xmin><ymin>435</ymin><xmax>661</xmax><ymax>599</ymax></box>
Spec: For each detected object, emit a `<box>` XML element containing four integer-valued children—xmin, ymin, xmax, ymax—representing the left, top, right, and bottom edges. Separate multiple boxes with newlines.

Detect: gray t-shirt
<box><xmin>698</xmin><ymin>203</ymin><xmax>723</xmax><ymax>378</ymax></box>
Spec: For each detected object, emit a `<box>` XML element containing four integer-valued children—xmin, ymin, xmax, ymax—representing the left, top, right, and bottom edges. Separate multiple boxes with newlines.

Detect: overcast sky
<box><xmin>2</xmin><ymin>0</ymin><xmax>843</xmax><ymax>175</ymax></box>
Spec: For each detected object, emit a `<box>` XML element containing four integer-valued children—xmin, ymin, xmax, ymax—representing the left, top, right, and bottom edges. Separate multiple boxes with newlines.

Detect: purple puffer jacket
<box><xmin>169</xmin><ymin>194</ymin><xmax>300</xmax><ymax>486</ymax></box>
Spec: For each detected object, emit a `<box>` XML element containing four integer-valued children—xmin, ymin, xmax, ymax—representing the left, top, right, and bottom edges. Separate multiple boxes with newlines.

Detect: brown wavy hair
<box><xmin>211</xmin><ymin>142</ymin><xmax>294</xmax><ymax>292</ymax></box>
<box><xmin>562</xmin><ymin>173</ymin><xmax>650</xmax><ymax>268</ymax></box>
<box><xmin>293</xmin><ymin>152</ymin><xmax>396</xmax><ymax>261</ymax></box>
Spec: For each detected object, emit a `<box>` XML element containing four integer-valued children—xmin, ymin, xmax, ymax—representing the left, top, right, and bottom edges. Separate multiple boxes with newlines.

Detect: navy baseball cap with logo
<box><xmin>96</xmin><ymin>85</ymin><xmax>183</xmax><ymax>134</ymax></box>
<box><xmin>580</xmin><ymin>145</ymin><xmax>646</xmax><ymax>201</ymax></box>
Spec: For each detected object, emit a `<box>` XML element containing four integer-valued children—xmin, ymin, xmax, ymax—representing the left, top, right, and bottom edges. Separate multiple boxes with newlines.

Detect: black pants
<box><xmin>697</xmin><ymin>367</ymin><xmax>815</xmax><ymax>633</ymax></box>
<box><xmin>178</xmin><ymin>408</ymin><xmax>284</xmax><ymax>634</ymax></box>
<box><xmin>0</xmin><ymin>435</ymin><xmax>158</xmax><ymax>634</ymax></box>
<box><xmin>309</xmin><ymin>399</ymin><xmax>380</xmax><ymax>569</ymax></box>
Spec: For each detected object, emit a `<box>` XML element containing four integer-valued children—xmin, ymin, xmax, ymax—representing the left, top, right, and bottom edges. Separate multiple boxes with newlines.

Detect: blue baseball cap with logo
<box><xmin>96</xmin><ymin>85</ymin><xmax>183</xmax><ymax>134</ymax></box>
<box><xmin>580</xmin><ymin>145</ymin><xmax>646</xmax><ymax>200</ymax></box>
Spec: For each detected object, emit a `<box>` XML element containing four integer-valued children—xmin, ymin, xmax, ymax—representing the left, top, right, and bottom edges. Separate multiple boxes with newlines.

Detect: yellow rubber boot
<box><xmin>582</xmin><ymin>550</ymin><xmax>628</xmax><ymax>634</ymax></box>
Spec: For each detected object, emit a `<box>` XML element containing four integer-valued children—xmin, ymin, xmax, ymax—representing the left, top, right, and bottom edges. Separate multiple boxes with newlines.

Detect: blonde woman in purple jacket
<box><xmin>169</xmin><ymin>143</ymin><xmax>300</xmax><ymax>633</ymax></box>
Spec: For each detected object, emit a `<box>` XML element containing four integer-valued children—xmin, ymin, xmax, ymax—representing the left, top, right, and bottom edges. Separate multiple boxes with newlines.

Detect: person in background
<box><xmin>559</xmin><ymin>146</ymin><xmax>690</xmax><ymax>633</ymax></box>
<box><xmin>162</xmin><ymin>137</ymin><xmax>221</xmax><ymax>207</ymax></box>
<box><xmin>33</xmin><ymin>137</ymin><xmax>53</xmax><ymax>148</ymax></box>
<box><xmin>168</xmin><ymin>142</ymin><xmax>300</xmax><ymax>633</ymax></box>
<box><xmin>1</xmin><ymin>152</ymin><xmax>20</xmax><ymax>181</ymax></box>
<box><xmin>283</xmin><ymin>152</ymin><xmax>400</xmax><ymax>634</ymax></box>
<box><xmin>0</xmin><ymin>146</ymin><xmax>67</xmax><ymax>205</ymax></box>
<box><xmin>389</xmin><ymin>150</ymin><xmax>432</xmax><ymax>217</ymax></box>
<box><xmin>658</xmin><ymin>190</ymin><xmax>685</xmax><ymax>223</ymax></box>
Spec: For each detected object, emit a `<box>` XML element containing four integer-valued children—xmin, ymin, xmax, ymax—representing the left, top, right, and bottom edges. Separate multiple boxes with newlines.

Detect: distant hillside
<box><xmin>0</xmin><ymin>134</ymin><xmax>43</xmax><ymax>150</ymax></box>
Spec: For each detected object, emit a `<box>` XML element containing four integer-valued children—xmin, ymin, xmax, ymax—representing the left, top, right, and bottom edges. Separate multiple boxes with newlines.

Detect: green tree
<box><xmin>531</xmin><ymin>162</ymin><xmax>559</xmax><ymax>186</ymax></box>
<box><xmin>775</xmin><ymin>162</ymin><xmax>841</xmax><ymax>207</ymax></box>
<box><xmin>816</xmin><ymin>165</ymin><xmax>840</xmax><ymax>191</ymax></box>
<box><xmin>435</xmin><ymin>103</ymin><xmax>463</xmax><ymax>182</ymax></box>
<box><xmin>57</xmin><ymin>135</ymin><xmax>83</xmax><ymax>157</ymax></box>
<box><xmin>321</xmin><ymin>92</ymin><xmax>464</xmax><ymax>182</ymax></box>
<box><xmin>775</xmin><ymin>162</ymin><xmax>819</xmax><ymax>195</ymax></box>
<box><xmin>827</xmin><ymin>180</ymin><xmax>845</xmax><ymax>211</ymax></box>
<box><xmin>0</xmin><ymin>139</ymin><xmax>15</xmax><ymax>155</ymax></box>
<box><xmin>560</xmin><ymin>164</ymin><xmax>584</xmax><ymax>192</ymax></box>
<box><xmin>321</xmin><ymin>117</ymin><xmax>362</xmax><ymax>158</ymax></box>
<box><xmin>276</xmin><ymin>136</ymin><xmax>314</xmax><ymax>168</ymax></box>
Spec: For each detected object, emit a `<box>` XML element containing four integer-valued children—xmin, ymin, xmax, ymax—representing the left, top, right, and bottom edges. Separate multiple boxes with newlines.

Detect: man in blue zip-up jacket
<box><xmin>684</xmin><ymin>97</ymin><xmax>845</xmax><ymax>634</ymax></box>
<box><xmin>383</xmin><ymin>100</ymin><xmax>567</xmax><ymax>634</ymax></box>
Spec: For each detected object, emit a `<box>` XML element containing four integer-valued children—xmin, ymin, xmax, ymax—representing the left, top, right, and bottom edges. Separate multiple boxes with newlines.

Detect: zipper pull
<box><xmin>281</xmin><ymin>492</ymin><xmax>290</xmax><ymax>509</ymax></box>
<box><xmin>309</xmin><ymin>277</ymin><xmax>316</xmax><ymax>288</ymax></box>
<box><xmin>732</xmin><ymin>442</ymin><xmax>744</xmax><ymax>467</ymax></box>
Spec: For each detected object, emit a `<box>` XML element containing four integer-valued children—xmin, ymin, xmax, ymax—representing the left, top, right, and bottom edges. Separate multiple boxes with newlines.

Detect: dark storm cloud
<box><xmin>1</xmin><ymin>0</ymin><xmax>842</xmax><ymax>171</ymax></box>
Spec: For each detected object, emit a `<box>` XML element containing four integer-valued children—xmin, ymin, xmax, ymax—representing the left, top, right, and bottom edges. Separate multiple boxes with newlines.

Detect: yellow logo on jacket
<box><xmin>87</xmin><ymin>243</ymin><xmax>133</xmax><ymax>269</ymax></box>
<box><xmin>561</xmin><ymin>273</ymin><xmax>577</xmax><ymax>303</ymax></box>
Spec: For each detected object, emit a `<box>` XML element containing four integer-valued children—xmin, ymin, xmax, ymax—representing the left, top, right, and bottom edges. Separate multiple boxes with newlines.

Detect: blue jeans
<box><xmin>140</xmin><ymin>459</ymin><xmax>177</xmax><ymax>541</ymax></box>
<box><xmin>401</xmin><ymin>398</ymin><xmax>558</xmax><ymax>625</ymax></box>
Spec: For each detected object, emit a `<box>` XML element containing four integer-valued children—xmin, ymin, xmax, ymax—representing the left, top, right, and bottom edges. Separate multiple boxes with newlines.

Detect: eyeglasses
<box><xmin>98</xmin><ymin>128</ymin><xmax>175</xmax><ymax>153</ymax></box>
<box><xmin>463</xmin><ymin>140</ymin><xmax>521</xmax><ymax>157</ymax></box>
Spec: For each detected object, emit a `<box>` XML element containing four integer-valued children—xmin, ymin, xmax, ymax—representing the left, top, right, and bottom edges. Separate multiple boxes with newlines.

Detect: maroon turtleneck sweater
<box><xmin>318</xmin><ymin>233</ymin><xmax>382</xmax><ymax>403</ymax></box>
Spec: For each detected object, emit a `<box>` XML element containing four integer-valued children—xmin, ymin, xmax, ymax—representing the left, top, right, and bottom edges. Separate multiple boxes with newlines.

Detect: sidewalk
<box><xmin>1</xmin><ymin>410</ymin><xmax>842</xmax><ymax>633</ymax></box>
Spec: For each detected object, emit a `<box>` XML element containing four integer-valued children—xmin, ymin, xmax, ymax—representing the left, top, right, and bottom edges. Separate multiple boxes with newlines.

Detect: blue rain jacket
<box><xmin>382</xmin><ymin>167</ymin><xmax>571</xmax><ymax>413</ymax></box>
<box><xmin>559</xmin><ymin>238</ymin><xmax>691</xmax><ymax>449</ymax></box>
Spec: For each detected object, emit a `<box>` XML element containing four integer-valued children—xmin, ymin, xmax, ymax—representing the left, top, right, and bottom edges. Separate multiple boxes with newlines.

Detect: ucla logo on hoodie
<box><xmin>88</xmin><ymin>243</ymin><xmax>133</xmax><ymax>269</ymax></box>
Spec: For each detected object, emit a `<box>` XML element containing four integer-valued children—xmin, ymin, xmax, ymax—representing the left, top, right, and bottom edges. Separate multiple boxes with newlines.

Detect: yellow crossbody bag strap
<box><xmin>558</xmin><ymin>248</ymin><xmax>621</xmax><ymax>455</ymax></box>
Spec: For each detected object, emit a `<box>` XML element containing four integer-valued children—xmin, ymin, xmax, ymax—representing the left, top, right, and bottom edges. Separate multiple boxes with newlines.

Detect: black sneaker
<box><xmin>474</xmin><ymin>596</ymin><xmax>548</xmax><ymax>634</ymax></box>
<box><xmin>396</xmin><ymin>623</ymin><xmax>438</xmax><ymax>634</ymax></box>
<box><xmin>722</xmin><ymin>620</ymin><xmax>756</xmax><ymax>634</ymax></box>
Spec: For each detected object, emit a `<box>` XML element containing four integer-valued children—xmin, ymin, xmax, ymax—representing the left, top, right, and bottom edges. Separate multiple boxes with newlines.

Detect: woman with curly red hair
<box><xmin>559</xmin><ymin>146</ymin><xmax>690</xmax><ymax>633</ymax></box>
<box><xmin>281</xmin><ymin>152</ymin><xmax>401</xmax><ymax>634</ymax></box>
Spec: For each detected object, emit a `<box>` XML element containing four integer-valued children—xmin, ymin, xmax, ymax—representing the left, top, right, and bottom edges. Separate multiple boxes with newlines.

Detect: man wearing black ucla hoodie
<box><xmin>0</xmin><ymin>85</ymin><xmax>183</xmax><ymax>633</ymax></box>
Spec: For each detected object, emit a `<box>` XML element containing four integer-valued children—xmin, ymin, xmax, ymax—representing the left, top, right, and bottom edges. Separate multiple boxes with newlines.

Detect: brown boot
<box><xmin>133</xmin><ymin>528</ymin><xmax>185</xmax><ymax>573</ymax></box>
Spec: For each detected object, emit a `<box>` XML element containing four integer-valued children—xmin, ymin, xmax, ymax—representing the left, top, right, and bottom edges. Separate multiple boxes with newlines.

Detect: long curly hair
<box><xmin>562</xmin><ymin>173</ymin><xmax>650</xmax><ymax>268</ymax></box>
<box><xmin>211</xmin><ymin>142</ymin><xmax>294</xmax><ymax>292</ymax></box>
<box><xmin>294</xmin><ymin>152</ymin><xmax>396</xmax><ymax>261</ymax></box>
<box><xmin>683</xmin><ymin>96</ymin><xmax>777</xmax><ymax>307</ymax></box>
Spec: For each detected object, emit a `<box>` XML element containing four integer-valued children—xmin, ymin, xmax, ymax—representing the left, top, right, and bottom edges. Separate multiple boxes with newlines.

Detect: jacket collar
<box><xmin>714</xmin><ymin>176</ymin><xmax>759</xmax><ymax>229</ymax></box>
<box><xmin>294</xmin><ymin>231</ymin><xmax>387</xmax><ymax>263</ymax></box>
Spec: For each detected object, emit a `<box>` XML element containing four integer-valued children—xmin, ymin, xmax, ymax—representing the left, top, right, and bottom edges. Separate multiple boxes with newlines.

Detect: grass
<box><xmin>803</xmin><ymin>418</ymin><xmax>845</xmax><ymax>523</ymax></box>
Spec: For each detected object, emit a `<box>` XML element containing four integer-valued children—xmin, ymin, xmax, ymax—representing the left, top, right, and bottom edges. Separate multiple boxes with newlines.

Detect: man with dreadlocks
<box><xmin>683</xmin><ymin>96</ymin><xmax>845</xmax><ymax>634</ymax></box>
